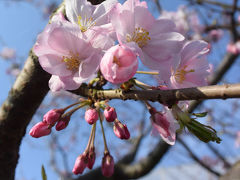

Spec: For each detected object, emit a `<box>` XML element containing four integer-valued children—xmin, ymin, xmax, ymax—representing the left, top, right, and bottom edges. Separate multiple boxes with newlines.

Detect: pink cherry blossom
<box><xmin>150</xmin><ymin>108</ymin><xmax>177</xmax><ymax>145</ymax></box>
<box><xmin>158</xmin><ymin>40</ymin><xmax>210</xmax><ymax>89</ymax></box>
<box><xmin>100</xmin><ymin>45</ymin><xmax>138</xmax><ymax>84</ymax></box>
<box><xmin>65</xmin><ymin>0</ymin><xmax>117</xmax><ymax>32</ymax></box>
<box><xmin>55</xmin><ymin>116</ymin><xmax>70</xmax><ymax>131</ymax></box>
<box><xmin>87</xmin><ymin>147</ymin><xmax>96</xmax><ymax>169</ymax></box>
<box><xmin>235</xmin><ymin>131</ymin><xmax>240</xmax><ymax>148</ymax></box>
<box><xmin>43</xmin><ymin>109</ymin><xmax>64</xmax><ymax>126</ymax></box>
<box><xmin>72</xmin><ymin>154</ymin><xmax>88</xmax><ymax>174</ymax></box>
<box><xmin>102</xmin><ymin>153</ymin><xmax>114</xmax><ymax>177</ymax></box>
<box><xmin>33</xmin><ymin>18</ymin><xmax>102</xmax><ymax>91</ymax></box>
<box><xmin>111</xmin><ymin>0</ymin><xmax>185</xmax><ymax>70</ymax></box>
<box><xmin>161</xmin><ymin>6</ymin><xmax>189</xmax><ymax>35</ymax></box>
<box><xmin>0</xmin><ymin>47</ymin><xmax>16</xmax><ymax>60</ymax></box>
<box><xmin>29</xmin><ymin>122</ymin><xmax>51</xmax><ymax>138</ymax></box>
<box><xmin>113</xmin><ymin>119</ymin><xmax>130</xmax><ymax>140</ymax></box>
<box><xmin>85</xmin><ymin>108</ymin><xmax>99</xmax><ymax>125</ymax></box>
<box><xmin>104</xmin><ymin>107</ymin><xmax>117</xmax><ymax>122</ymax></box>
<box><xmin>227</xmin><ymin>42</ymin><xmax>240</xmax><ymax>54</ymax></box>
<box><xmin>208</xmin><ymin>29</ymin><xmax>223</xmax><ymax>42</ymax></box>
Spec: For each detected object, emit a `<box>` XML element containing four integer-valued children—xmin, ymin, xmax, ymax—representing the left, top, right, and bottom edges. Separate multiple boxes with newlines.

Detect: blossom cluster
<box><xmin>31</xmin><ymin>0</ymin><xmax>219</xmax><ymax>177</ymax></box>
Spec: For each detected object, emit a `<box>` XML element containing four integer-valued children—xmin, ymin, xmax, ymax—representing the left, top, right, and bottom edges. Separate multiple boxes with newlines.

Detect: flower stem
<box><xmin>63</xmin><ymin>101</ymin><xmax>89</xmax><ymax>117</ymax></box>
<box><xmin>86</xmin><ymin>123</ymin><xmax>96</xmax><ymax>151</ymax></box>
<box><xmin>99</xmin><ymin>110</ymin><xmax>108</xmax><ymax>153</ymax></box>
<box><xmin>136</xmin><ymin>71</ymin><xmax>159</xmax><ymax>75</ymax></box>
<box><xmin>134</xmin><ymin>79</ymin><xmax>152</xmax><ymax>89</ymax></box>
<box><xmin>62</xmin><ymin>101</ymin><xmax>82</xmax><ymax>111</ymax></box>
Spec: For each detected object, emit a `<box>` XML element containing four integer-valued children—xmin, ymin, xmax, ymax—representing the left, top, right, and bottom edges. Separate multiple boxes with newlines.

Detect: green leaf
<box><xmin>192</xmin><ymin>112</ymin><xmax>208</xmax><ymax>118</ymax></box>
<box><xmin>41</xmin><ymin>165</ymin><xmax>47</xmax><ymax>180</ymax></box>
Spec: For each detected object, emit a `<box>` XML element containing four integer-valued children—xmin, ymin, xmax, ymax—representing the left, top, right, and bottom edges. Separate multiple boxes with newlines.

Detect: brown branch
<box><xmin>220</xmin><ymin>160</ymin><xmax>240</xmax><ymax>180</ymax></box>
<box><xmin>0</xmin><ymin>51</ymin><xmax>50</xmax><ymax>180</ymax></box>
<box><xmin>178</xmin><ymin>138</ymin><xmax>221</xmax><ymax>176</ymax></box>
<box><xmin>72</xmin><ymin>83</ymin><xmax>240</xmax><ymax>104</ymax></box>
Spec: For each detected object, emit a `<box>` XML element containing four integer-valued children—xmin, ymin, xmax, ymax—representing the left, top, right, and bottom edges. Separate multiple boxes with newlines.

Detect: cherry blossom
<box><xmin>158</xmin><ymin>40</ymin><xmax>210</xmax><ymax>89</ymax></box>
<box><xmin>33</xmin><ymin>17</ymin><xmax>102</xmax><ymax>91</ymax></box>
<box><xmin>100</xmin><ymin>45</ymin><xmax>138</xmax><ymax>84</ymax></box>
<box><xmin>111</xmin><ymin>0</ymin><xmax>185</xmax><ymax>70</ymax></box>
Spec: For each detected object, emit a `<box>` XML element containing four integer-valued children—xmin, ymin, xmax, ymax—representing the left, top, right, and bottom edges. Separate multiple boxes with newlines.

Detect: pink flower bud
<box><xmin>29</xmin><ymin>122</ymin><xmax>51</xmax><ymax>138</ymax></box>
<box><xmin>85</xmin><ymin>108</ymin><xmax>98</xmax><ymax>125</ymax></box>
<box><xmin>102</xmin><ymin>153</ymin><xmax>114</xmax><ymax>177</ymax></box>
<box><xmin>104</xmin><ymin>107</ymin><xmax>117</xmax><ymax>122</ymax></box>
<box><xmin>100</xmin><ymin>45</ymin><xmax>138</xmax><ymax>84</ymax></box>
<box><xmin>55</xmin><ymin>116</ymin><xmax>70</xmax><ymax>131</ymax></box>
<box><xmin>43</xmin><ymin>109</ymin><xmax>64</xmax><ymax>126</ymax></box>
<box><xmin>87</xmin><ymin>147</ymin><xmax>96</xmax><ymax>169</ymax></box>
<box><xmin>113</xmin><ymin>120</ymin><xmax>130</xmax><ymax>140</ymax></box>
<box><xmin>72</xmin><ymin>153</ymin><xmax>88</xmax><ymax>175</ymax></box>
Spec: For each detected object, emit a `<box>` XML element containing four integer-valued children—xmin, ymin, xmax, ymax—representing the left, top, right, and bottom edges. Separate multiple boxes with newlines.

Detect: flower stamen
<box><xmin>62</xmin><ymin>53</ymin><xmax>80</xmax><ymax>71</ymax></box>
<box><xmin>78</xmin><ymin>15</ymin><xmax>96</xmax><ymax>32</ymax></box>
<box><xmin>174</xmin><ymin>66</ymin><xmax>195</xmax><ymax>84</ymax></box>
<box><xmin>126</xmin><ymin>27</ymin><xmax>151</xmax><ymax>48</ymax></box>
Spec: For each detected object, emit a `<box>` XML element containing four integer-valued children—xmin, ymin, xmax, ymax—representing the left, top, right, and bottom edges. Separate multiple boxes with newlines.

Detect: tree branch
<box><xmin>0</xmin><ymin>51</ymin><xmax>50</xmax><ymax>180</ymax></box>
<box><xmin>178</xmin><ymin>138</ymin><xmax>221</xmax><ymax>176</ymax></box>
<box><xmin>72</xmin><ymin>83</ymin><xmax>240</xmax><ymax>104</ymax></box>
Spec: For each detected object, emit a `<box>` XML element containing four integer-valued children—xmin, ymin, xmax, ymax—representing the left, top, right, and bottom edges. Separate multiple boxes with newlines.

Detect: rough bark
<box><xmin>0</xmin><ymin>51</ymin><xmax>50</xmax><ymax>180</ymax></box>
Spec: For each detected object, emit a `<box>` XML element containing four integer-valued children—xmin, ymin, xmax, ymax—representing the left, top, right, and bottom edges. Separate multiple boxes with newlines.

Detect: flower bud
<box><xmin>87</xmin><ymin>147</ymin><xmax>96</xmax><ymax>169</ymax></box>
<box><xmin>100</xmin><ymin>45</ymin><xmax>138</xmax><ymax>84</ymax></box>
<box><xmin>102</xmin><ymin>153</ymin><xmax>114</xmax><ymax>177</ymax></box>
<box><xmin>113</xmin><ymin>120</ymin><xmax>130</xmax><ymax>140</ymax></box>
<box><xmin>72</xmin><ymin>153</ymin><xmax>88</xmax><ymax>175</ymax></box>
<box><xmin>55</xmin><ymin>116</ymin><xmax>70</xmax><ymax>131</ymax></box>
<box><xmin>85</xmin><ymin>108</ymin><xmax>99</xmax><ymax>125</ymax></box>
<box><xmin>43</xmin><ymin>109</ymin><xmax>64</xmax><ymax>126</ymax></box>
<box><xmin>104</xmin><ymin>107</ymin><xmax>117</xmax><ymax>122</ymax></box>
<box><xmin>29</xmin><ymin>122</ymin><xmax>51</xmax><ymax>138</ymax></box>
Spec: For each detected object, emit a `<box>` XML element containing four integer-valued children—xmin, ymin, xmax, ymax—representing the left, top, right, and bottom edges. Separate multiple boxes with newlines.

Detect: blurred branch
<box><xmin>154</xmin><ymin>0</ymin><xmax>162</xmax><ymax>13</ymax></box>
<box><xmin>73</xmin><ymin>140</ymin><xmax>170</xmax><ymax>180</ymax></box>
<box><xmin>50</xmin><ymin>134</ymin><xmax>71</xmax><ymax>179</ymax></box>
<box><xmin>178</xmin><ymin>138</ymin><xmax>221</xmax><ymax>177</ymax></box>
<box><xmin>190</xmin><ymin>0</ymin><xmax>240</xmax><ymax>11</ymax></box>
<box><xmin>206</xmin><ymin>143</ymin><xmax>231</xmax><ymax>168</ymax></box>
<box><xmin>220</xmin><ymin>160</ymin><xmax>240</xmax><ymax>180</ymax></box>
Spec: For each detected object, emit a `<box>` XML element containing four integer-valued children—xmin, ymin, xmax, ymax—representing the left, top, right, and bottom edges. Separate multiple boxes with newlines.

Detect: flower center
<box><xmin>126</xmin><ymin>27</ymin><xmax>151</xmax><ymax>48</ymax></box>
<box><xmin>113</xmin><ymin>56</ymin><xmax>121</xmax><ymax>67</ymax></box>
<box><xmin>174</xmin><ymin>66</ymin><xmax>195</xmax><ymax>84</ymax></box>
<box><xmin>77</xmin><ymin>15</ymin><xmax>96</xmax><ymax>32</ymax></box>
<box><xmin>62</xmin><ymin>53</ymin><xmax>80</xmax><ymax>71</ymax></box>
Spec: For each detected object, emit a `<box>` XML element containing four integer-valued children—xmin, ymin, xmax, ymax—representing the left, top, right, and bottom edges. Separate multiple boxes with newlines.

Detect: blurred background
<box><xmin>1</xmin><ymin>0</ymin><xmax>240</xmax><ymax>179</ymax></box>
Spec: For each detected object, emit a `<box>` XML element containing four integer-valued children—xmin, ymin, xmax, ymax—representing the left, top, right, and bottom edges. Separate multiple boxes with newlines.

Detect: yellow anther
<box><xmin>126</xmin><ymin>27</ymin><xmax>151</xmax><ymax>48</ymax></box>
<box><xmin>62</xmin><ymin>53</ymin><xmax>80</xmax><ymax>71</ymax></box>
<box><xmin>113</xmin><ymin>56</ymin><xmax>121</xmax><ymax>67</ymax></box>
<box><xmin>77</xmin><ymin>15</ymin><xmax>96</xmax><ymax>32</ymax></box>
<box><xmin>174</xmin><ymin>66</ymin><xmax>195</xmax><ymax>84</ymax></box>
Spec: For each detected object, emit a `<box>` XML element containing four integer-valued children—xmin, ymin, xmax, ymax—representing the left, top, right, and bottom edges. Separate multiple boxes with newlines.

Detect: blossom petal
<box><xmin>38</xmin><ymin>54</ymin><xmax>72</xmax><ymax>77</ymax></box>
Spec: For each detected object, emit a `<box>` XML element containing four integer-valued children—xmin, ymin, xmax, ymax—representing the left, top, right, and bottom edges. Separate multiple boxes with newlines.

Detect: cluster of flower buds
<box><xmin>103</xmin><ymin>106</ymin><xmax>130</xmax><ymax>140</ymax></box>
<box><xmin>72</xmin><ymin>147</ymin><xmax>96</xmax><ymax>174</ymax></box>
<box><xmin>30</xmin><ymin>109</ymin><xmax>65</xmax><ymax>138</ymax></box>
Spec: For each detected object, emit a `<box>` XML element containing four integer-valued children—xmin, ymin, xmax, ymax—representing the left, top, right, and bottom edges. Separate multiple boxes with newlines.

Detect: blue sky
<box><xmin>1</xmin><ymin>0</ymin><xmax>240</xmax><ymax>179</ymax></box>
